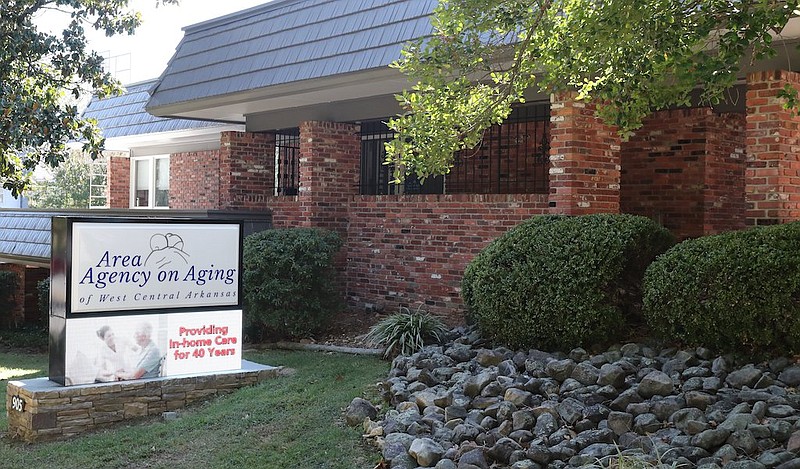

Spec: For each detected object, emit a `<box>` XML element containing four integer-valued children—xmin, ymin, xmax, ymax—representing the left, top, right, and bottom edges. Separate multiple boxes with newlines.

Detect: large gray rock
<box><xmin>777</xmin><ymin>365</ymin><xmax>800</xmax><ymax>387</ymax></box>
<box><xmin>638</xmin><ymin>371</ymin><xmax>674</xmax><ymax>398</ymax></box>
<box><xmin>726</xmin><ymin>366</ymin><xmax>763</xmax><ymax>389</ymax></box>
<box><xmin>458</xmin><ymin>448</ymin><xmax>489</xmax><ymax>469</ymax></box>
<box><xmin>345</xmin><ymin>397</ymin><xmax>377</xmax><ymax>426</ymax></box>
<box><xmin>571</xmin><ymin>362</ymin><xmax>600</xmax><ymax>386</ymax></box>
<box><xmin>546</xmin><ymin>359</ymin><xmax>576</xmax><ymax>382</ymax></box>
<box><xmin>409</xmin><ymin>437</ymin><xmax>445</xmax><ymax>467</ymax></box>
<box><xmin>556</xmin><ymin>397</ymin><xmax>585</xmax><ymax>425</ymax></box>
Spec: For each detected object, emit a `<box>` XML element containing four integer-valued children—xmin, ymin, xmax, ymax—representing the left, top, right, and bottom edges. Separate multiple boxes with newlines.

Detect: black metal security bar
<box><xmin>358</xmin><ymin>102</ymin><xmax>549</xmax><ymax>195</ymax></box>
<box><xmin>448</xmin><ymin>102</ymin><xmax>550</xmax><ymax>194</ymax></box>
<box><xmin>275</xmin><ymin>128</ymin><xmax>300</xmax><ymax>196</ymax></box>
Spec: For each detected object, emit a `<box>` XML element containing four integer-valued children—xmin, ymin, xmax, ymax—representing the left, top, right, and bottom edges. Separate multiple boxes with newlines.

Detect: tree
<box><xmin>28</xmin><ymin>150</ymin><xmax>93</xmax><ymax>208</ymax></box>
<box><xmin>0</xmin><ymin>0</ymin><xmax>176</xmax><ymax>196</ymax></box>
<box><xmin>386</xmin><ymin>0</ymin><xmax>799</xmax><ymax>181</ymax></box>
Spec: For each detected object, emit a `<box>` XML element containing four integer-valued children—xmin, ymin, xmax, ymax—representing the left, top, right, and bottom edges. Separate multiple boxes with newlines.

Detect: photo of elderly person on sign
<box><xmin>94</xmin><ymin>325</ymin><xmax>128</xmax><ymax>382</ymax></box>
<box><xmin>117</xmin><ymin>322</ymin><xmax>163</xmax><ymax>380</ymax></box>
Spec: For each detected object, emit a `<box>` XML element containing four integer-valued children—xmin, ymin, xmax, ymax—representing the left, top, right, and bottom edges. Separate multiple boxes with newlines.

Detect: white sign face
<box><xmin>64</xmin><ymin>310</ymin><xmax>242</xmax><ymax>386</ymax></box>
<box><xmin>70</xmin><ymin>223</ymin><xmax>239</xmax><ymax>313</ymax></box>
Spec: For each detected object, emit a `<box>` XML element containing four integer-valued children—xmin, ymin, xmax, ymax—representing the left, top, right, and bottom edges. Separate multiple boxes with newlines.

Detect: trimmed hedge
<box><xmin>643</xmin><ymin>222</ymin><xmax>800</xmax><ymax>355</ymax></box>
<box><xmin>0</xmin><ymin>271</ymin><xmax>18</xmax><ymax>327</ymax></box>
<box><xmin>462</xmin><ymin>214</ymin><xmax>674</xmax><ymax>350</ymax></box>
<box><xmin>37</xmin><ymin>278</ymin><xmax>50</xmax><ymax>329</ymax></box>
<box><xmin>242</xmin><ymin>228</ymin><xmax>342</xmax><ymax>339</ymax></box>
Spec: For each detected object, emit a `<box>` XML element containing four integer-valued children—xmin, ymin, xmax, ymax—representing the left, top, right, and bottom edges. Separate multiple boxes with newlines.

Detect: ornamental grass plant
<box><xmin>363</xmin><ymin>306</ymin><xmax>448</xmax><ymax>358</ymax></box>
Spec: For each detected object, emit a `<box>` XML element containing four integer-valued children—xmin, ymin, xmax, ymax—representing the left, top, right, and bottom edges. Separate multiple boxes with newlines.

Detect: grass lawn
<box><xmin>0</xmin><ymin>349</ymin><xmax>387</xmax><ymax>469</ymax></box>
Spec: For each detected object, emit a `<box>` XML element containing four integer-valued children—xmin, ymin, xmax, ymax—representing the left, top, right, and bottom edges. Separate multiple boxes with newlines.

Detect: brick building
<box><xmin>6</xmin><ymin>0</ymin><xmax>800</xmax><ymax>324</ymax></box>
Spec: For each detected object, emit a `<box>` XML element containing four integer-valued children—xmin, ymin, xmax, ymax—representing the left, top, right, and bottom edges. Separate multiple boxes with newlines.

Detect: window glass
<box><xmin>134</xmin><ymin>159</ymin><xmax>151</xmax><ymax>207</ymax></box>
<box><xmin>155</xmin><ymin>157</ymin><xmax>169</xmax><ymax>207</ymax></box>
<box><xmin>131</xmin><ymin>156</ymin><xmax>169</xmax><ymax>208</ymax></box>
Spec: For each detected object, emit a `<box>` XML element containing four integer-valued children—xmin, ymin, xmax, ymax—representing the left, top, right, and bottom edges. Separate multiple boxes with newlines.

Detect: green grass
<box><xmin>0</xmin><ymin>349</ymin><xmax>387</xmax><ymax>469</ymax></box>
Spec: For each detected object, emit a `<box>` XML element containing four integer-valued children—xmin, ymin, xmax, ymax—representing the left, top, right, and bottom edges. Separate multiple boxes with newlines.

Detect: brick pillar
<box><xmin>746</xmin><ymin>70</ymin><xmax>800</xmax><ymax>225</ymax></box>
<box><xmin>0</xmin><ymin>263</ymin><xmax>25</xmax><ymax>327</ymax></box>
<box><xmin>548</xmin><ymin>93</ymin><xmax>621</xmax><ymax>215</ymax></box>
<box><xmin>620</xmin><ymin>108</ymin><xmax>746</xmax><ymax>239</ymax></box>
<box><xmin>296</xmin><ymin>121</ymin><xmax>360</xmax><ymax>234</ymax></box>
<box><xmin>704</xmin><ymin>112</ymin><xmax>747</xmax><ymax>234</ymax></box>
<box><xmin>218</xmin><ymin>131</ymin><xmax>276</xmax><ymax>210</ymax></box>
<box><xmin>107</xmin><ymin>152</ymin><xmax>130</xmax><ymax>209</ymax></box>
<box><xmin>169</xmin><ymin>150</ymin><xmax>221</xmax><ymax>209</ymax></box>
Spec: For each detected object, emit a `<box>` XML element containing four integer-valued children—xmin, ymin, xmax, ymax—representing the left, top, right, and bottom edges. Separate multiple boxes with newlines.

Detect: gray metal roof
<box><xmin>83</xmin><ymin>80</ymin><xmax>227</xmax><ymax>138</ymax></box>
<box><xmin>147</xmin><ymin>0</ymin><xmax>436</xmax><ymax>109</ymax></box>
<box><xmin>0</xmin><ymin>210</ymin><xmax>54</xmax><ymax>266</ymax></box>
<box><xmin>0</xmin><ymin>209</ymin><xmax>273</xmax><ymax>267</ymax></box>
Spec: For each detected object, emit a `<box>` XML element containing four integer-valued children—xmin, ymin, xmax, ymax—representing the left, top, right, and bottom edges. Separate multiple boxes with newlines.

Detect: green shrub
<box><xmin>242</xmin><ymin>228</ymin><xmax>342</xmax><ymax>339</ymax></box>
<box><xmin>363</xmin><ymin>306</ymin><xmax>449</xmax><ymax>358</ymax></box>
<box><xmin>0</xmin><ymin>271</ymin><xmax>18</xmax><ymax>327</ymax></box>
<box><xmin>462</xmin><ymin>214</ymin><xmax>674</xmax><ymax>350</ymax></box>
<box><xmin>37</xmin><ymin>278</ymin><xmax>50</xmax><ymax>329</ymax></box>
<box><xmin>643</xmin><ymin>222</ymin><xmax>800</xmax><ymax>355</ymax></box>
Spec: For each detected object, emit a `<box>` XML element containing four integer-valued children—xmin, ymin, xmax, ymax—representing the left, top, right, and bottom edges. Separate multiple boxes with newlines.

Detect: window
<box><xmin>359</xmin><ymin>121</ymin><xmax>443</xmax><ymax>195</ymax></box>
<box><xmin>358</xmin><ymin>102</ymin><xmax>549</xmax><ymax>195</ymax></box>
<box><xmin>275</xmin><ymin>129</ymin><xmax>300</xmax><ymax>196</ymax></box>
<box><xmin>131</xmin><ymin>155</ymin><xmax>169</xmax><ymax>208</ymax></box>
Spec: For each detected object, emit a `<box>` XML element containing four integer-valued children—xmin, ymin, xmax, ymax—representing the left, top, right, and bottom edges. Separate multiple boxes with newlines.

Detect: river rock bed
<box><xmin>352</xmin><ymin>330</ymin><xmax>800</xmax><ymax>468</ymax></box>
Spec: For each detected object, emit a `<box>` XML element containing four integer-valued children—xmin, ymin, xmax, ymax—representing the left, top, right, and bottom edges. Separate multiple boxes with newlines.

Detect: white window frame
<box><xmin>130</xmin><ymin>155</ymin><xmax>170</xmax><ymax>209</ymax></box>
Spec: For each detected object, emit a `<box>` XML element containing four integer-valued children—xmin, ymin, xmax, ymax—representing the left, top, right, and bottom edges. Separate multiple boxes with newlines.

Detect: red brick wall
<box><xmin>297</xmin><ymin>121</ymin><xmax>360</xmax><ymax>234</ymax></box>
<box><xmin>746</xmin><ymin>70</ymin><xmax>800</xmax><ymax>225</ymax></box>
<box><xmin>345</xmin><ymin>194</ymin><xmax>550</xmax><ymax>321</ymax></box>
<box><xmin>170</xmin><ymin>150</ymin><xmax>221</xmax><ymax>209</ymax></box>
<box><xmin>548</xmin><ymin>93</ymin><xmax>621</xmax><ymax>215</ymax></box>
<box><xmin>107</xmin><ymin>152</ymin><xmax>130</xmax><ymax>209</ymax></box>
<box><xmin>620</xmin><ymin>109</ymin><xmax>746</xmax><ymax>239</ymax></box>
<box><xmin>219</xmin><ymin>131</ymin><xmax>276</xmax><ymax>210</ymax></box>
<box><xmin>705</xmin><ymin>113</ymin><xmax>747</xmax><ymax>234</ymax></box>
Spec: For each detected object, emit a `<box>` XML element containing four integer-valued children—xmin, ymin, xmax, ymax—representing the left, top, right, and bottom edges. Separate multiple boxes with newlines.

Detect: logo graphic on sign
<box><xmin>145</xmin><ymin>233</ymin><xmax>189</xmax><ymax>269</ymax></box>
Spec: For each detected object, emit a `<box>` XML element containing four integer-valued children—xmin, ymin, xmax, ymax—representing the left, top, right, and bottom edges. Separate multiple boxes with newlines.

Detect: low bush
<box><xmin>462</xmin><ymin>214</ymin><xmax>674</xmax><ymax>350</ymax></box>
<box><xmin>37</xmin><ymin>278</ymin><xmax>49</xmax><ymax>330</ymax></box>
<box><xmin>0</xmin><ymin>271</ymin><xmax>18</xmax><ymax>328</ymax></box>
<box><xmin>363</xmin><ymin>306</ymin><xmax>449</xmax><ymax>358</ymax></box>
<box><xmin>643</xmin><ymin>222</ymin><xmax>800</xmax><ymax>355</ymax></box>
<box><xmin>242</xmin><ymin>228</ymin><xmax>342</xmax><ymax>339</ymax></box>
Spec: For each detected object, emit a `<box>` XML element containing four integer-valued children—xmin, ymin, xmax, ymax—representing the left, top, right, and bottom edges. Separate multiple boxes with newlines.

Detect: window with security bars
<box><xmin>448</xmin><ymin>103</ymin><xmax>550</xmax><ymax>194</ymax></box>
<box><xmin>360</xmin><ymin>121</ymin><xmax>443</xmax><ymax>195</ymax></box>
<box><xmin>274</xmin><ymin>129</ymin><xmax>300</xmax><ymax>196</ymax></box>
<box><xmin>358</xmin><ymin>102</ymin><xmax>550</xmax><ymax>195</ymax></box>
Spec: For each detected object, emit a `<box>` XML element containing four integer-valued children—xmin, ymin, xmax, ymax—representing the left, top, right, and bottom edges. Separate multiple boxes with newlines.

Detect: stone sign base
<box><xmin>6</xmin><ymin>360</ymin><xmax>282</xmax><ymax>442</ymax></box>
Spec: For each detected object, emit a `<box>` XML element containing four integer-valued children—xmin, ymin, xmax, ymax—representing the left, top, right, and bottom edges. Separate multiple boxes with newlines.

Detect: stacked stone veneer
<box><xmin>6</xmin><ymin>362</ymin><xmax>282</xmax><ymax>442</ymax></box>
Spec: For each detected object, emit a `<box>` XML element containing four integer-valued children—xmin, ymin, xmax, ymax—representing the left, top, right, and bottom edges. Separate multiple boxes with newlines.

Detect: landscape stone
<box><xmin>638</xmin><ymin>370</ymin><xmax>674</xmax><ymax>398</ymax></box>
<box><xmin>371</xmin><ymin>333</ymin><xmax>800</xmax><ymax>469</ymax></box>
<box><xmin>345</xmin><ymin>397</ymin><xmax>377</xmax><ymax>426</ymax></box>
<box><xmin>409</xmin><ymin>437</ymin><xmax>445</xmax><ymax>467</ymax></box>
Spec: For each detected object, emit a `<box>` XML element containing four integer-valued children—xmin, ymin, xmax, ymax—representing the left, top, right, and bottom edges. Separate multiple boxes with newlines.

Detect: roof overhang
<box><xmin>146</xmin><ymin>67</ymin><xmax>413</xmax><ymax>124</ymax></box>
<box><xmin>102</xmin><ymin>124</ymin><xmax>244</xmax><ymax>156</ymax></box>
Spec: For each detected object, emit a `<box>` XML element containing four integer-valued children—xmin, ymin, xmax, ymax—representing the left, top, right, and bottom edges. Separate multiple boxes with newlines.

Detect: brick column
<box><xmin>746</xmin><ymin>70</ymin><xmax>800</xmax><ymax>225</ymax></box>
<box><xmin>169</xmin><ymin>150</ymin><xmax>221</xmax><ymax>209</ymax></box>
<box><xmin>620</xmin><ymin>108</ymin><xmax>746</xmax><ymax>239</ymax></box>
<box><xmin>296</xmin><ymin>121</ymin><xmax>360</xmax><ymax>234</ymax></box>
<box><xmin>548</xmin><ymin>93</ymin><xmax>621</xmax><ymax>215</ymax></box>
<box><xmin>219</xmin><ymin>131</ymin><xmax>276</xmax><ymax>210</ymax></box>
<box><xmin>107</xmin><ymin>151</ymin><xmax>130</xmax><ymax>209</ymax></box>
<box><xmin>0</xmin><ymin>263</ymin><xmax>24</xmax><ymax>327</ymax></box>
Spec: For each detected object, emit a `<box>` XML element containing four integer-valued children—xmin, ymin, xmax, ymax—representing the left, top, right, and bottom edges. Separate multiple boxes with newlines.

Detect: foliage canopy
<box><xmin>0</xmin><ymin>0</ymin><xmax>175</xmax><ymax>195</ymax></box>
<box><xmin>386</xmin><ymin>0</ymin><xmax>799</xmax><ymax>181</ymax></box>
